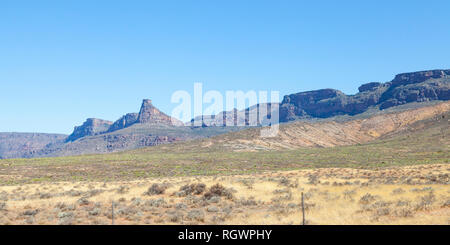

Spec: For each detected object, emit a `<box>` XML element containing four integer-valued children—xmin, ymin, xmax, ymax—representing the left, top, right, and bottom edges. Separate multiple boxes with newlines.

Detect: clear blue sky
<box><xmin>1</xmin><ymin>0</ymin><xmax>449</xmax><ymax>134</ymax></box>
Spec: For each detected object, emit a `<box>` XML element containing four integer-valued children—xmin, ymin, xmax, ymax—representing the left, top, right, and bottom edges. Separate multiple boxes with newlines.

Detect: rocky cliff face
<box><xmin>280</xmin><ymin>69</ymin><xmax>449</xmax><ymax>121</ymax></box>
<box><xmin>66</xmin><ymin>118</ymin><xmax>113</xmax><ymax>142</ymax></box>
<box><xmin>188</xmin><ymin>103</ymin><xmax>278</xmax><ymax>127</ymax></box>
<box><xmin>107</xmin><ymin>113</ymin><xmax>139</xmax><ymax>132</ymax></box>
<box><xmin>358</xmin><ymin>82</ymin><xmax>382</xmax><ymax>92</ymax></box>
<box><xmin>205</xmin><ymin>101</ymin><xmax>450</xmax><ymax>151</ymax></box>
<box><xmin>281</xmin><ymin>89</ymin><xmax>350</xmax><ymax>120</ymax></box>
<box><xmin>1</xmin><ymin>69</ymin><xmax>449</xmax><ymax>159</ymax></box>
<box><xmin>379</xmin><ymin>70</ymin><xmax>450</xmax><ymax>109</ymax></box>
<box><xmin>67</xmin><ymin>99</ymin><xmax>184</xmax><ymax>142</ymax></box>
<box><xmin>137</xmin><ymin>99</ymin><xmax>183</xmax><ymax>126</ymax></box>
<box><xmin>391</xmin><ymin>69</ymin><xmax>450</xmax><ymax>86</ymax></box>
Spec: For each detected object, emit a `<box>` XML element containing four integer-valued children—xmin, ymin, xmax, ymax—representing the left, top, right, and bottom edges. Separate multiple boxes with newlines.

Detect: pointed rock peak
<box><xmin>142</xmin><ymin>99</ymin><xmax>153</xmax><ymax>106</ymax></box>
<box><xmin>138</xmin><ymin>99</ymin><xmax>161</xmax><ymax>123</ymax></box>
<box><xmin>137</xmin><ymin>99</ymin><xmax>183</xmax><ymax>126</ymax></box>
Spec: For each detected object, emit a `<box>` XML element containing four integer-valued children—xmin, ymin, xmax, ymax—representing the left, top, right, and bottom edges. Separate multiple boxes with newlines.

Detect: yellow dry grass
<box><xmin>0</xmin><ymin>164</ymin><xmax>448</xmax><ymax>225</ymax></box>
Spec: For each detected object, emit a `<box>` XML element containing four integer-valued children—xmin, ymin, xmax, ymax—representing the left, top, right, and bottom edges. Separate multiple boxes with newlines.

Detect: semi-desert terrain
<box><xmin>2</xmin><ymin>0</ymin><xmax>450</xmax><ymax>229</ymax></box>
<box><xmin>0</xmin><ymin>100</ymin><xmax>448</xmax><ymax>225</ymax></box>
<box><xmin>0</xmin><ymin>164</ymin><xmax>448</xmax><ymax>225</ymax></box>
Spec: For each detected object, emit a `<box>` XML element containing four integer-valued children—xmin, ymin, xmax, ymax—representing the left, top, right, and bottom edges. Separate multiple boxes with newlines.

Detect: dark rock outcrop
<box><xmin>66</xmin><ymin>118</ymin><xmax>113</xmax><ymax>142</ymax></box>
<box><xmin>281</xmin><ymin>89</ymin><xmax>349</xmax><ymax>120</ymax></box>
<box><xmin>68</xmin><ymin>99</ymin><xmax>184</xmax><ymax>142</ymax></box>
<box><xmin>188</xmin><ymin>103</ymin><xmax>278</xmax><ymax>127</ymax></box>
<box><xmin>358</xmin><ymin>82</ymin><xmax>382</xmax><ymax>92</ymax></box>
<box><xmin>391</xmin><ymin>69</ymin><xmax>449</xmax><ymax>87</ymax></box>
<box><xmin>279</xmin><ymin>86</ymin><xmax>390</xmax><ymax>120</ymax></box>
<box><xmin>189</xmin><ymin>108</ymin><xmax>240</xmax><ymax>127</ymax></box>
<box><xmin>379</xmin><ymin>70</ymin><xmax>450</xmax><ymax>109</ymax></box>
<box><xmin>280</xmin><ymin>69</ymin><xmax>449</xmax><ymax>121</ymax></box>
<box><xmin>107</xmin><ymin>113</ymin><xmax>139</xmax><ymax>132</ymax></box>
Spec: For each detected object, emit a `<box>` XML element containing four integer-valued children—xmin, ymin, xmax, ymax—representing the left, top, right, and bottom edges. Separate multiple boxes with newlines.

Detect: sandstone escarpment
<box><xmin>280</xmin><ymin>69</ymin><xmax>449</xmax><ymax>122</ymax></box>
<box><xmin>107</xmin><ymin>113</ymin><xmax>139</xmax><ymax>132</ymax></box>
<box><xmin>358</xmin><ymin>82</ymin><xmax>382</xmax><ymax>92</ymax></box>
<box><xmin>66</xmin><ymin>118</ymin><xmax>113</xmax><ymax>142</ymax></box>
<box><xmin>218</xmin><ymin>101</ymin><xmax>450</xmax><ymax>151</ymax></box>
<box><xmin>391</xmin><ymin>69</ymin><xmax>450</xmax><ymax>86</ymax></box>
<box><xmin>67</xmin><ymin>99</ymin><xmax>184</xmax><ymax>143</ymax></box>
<box><xmin>1</xmin><ymin>69</ymin><xmax>449</xmax><ymax>159</ymax></box>
<box><xmin>379</xmin><ymin>70</ymin><xmax>450</xmax><ymax>109</ymax></box>
<box><xmin>188</xmin><ymin>103</ymin><xmax>278</xmax><ymax>127</ymax></box>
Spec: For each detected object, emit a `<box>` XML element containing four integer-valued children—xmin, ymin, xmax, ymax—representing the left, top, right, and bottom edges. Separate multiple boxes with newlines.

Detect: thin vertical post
<box><xmin>111</xmin><ymin>200</ymin><xmax>114</xmax><ymax>225</ymax></box>
<box><xmin>301</xmin><ymin>192</ymin><xmax>305</xmax><ymax>225</ymax></box>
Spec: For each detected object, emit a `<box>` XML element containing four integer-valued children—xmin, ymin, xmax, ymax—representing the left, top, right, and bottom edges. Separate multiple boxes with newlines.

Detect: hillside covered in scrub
<box><xmin>0</xmin><ymin>69</ymin><xmax>448</xmax><ymax>159</ymax></box>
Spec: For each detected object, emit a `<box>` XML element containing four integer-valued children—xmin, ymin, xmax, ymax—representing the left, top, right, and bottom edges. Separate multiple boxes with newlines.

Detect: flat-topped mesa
<box><xmin>280</xmin><ymin>89</ymin><xmax>349</xmax><ymax>120</ymax></box>
<box><xmin>189</xmin><ymin>108</ymin><xmax>242</xmax><ymax>127</ymax></box>
<box><xmin>137</xmin><ymin>99</ymin><xmax>183</xmax><ymax>126</ymax></box>
<box><xmin>66</xmin><ymin>118</ymin><xmax>113</xmax><ymax>142</ymax></box>
<box><xmin>282</xmin><ymin>89</ymin><xmax>346</xmax><ymax>105</ymax></box>
<box><xmin>379</xmin><ymin>69</ymin><xmax>450</xmax><ymax>109</ymax></box>
<box><xmin>280</xmin><ymin>69</ymin><xmax>450</xmax><ymax>121</ymax></box>
<box><xmin>391</xmin><ymin>69</ymin><xmax>450</xmax><ymax>86</ymax></box>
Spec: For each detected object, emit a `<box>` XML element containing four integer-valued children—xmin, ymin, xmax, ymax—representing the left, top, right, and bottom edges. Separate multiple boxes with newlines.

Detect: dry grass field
<box><xmin>0</xmin><ymin>103</ymin><xmax>448</xmax><ymax>225</ymax></box>
<box><xmin>0</xmin><ymin>164</ymin><xmax>448</xmax><ymax>225</ymax></box>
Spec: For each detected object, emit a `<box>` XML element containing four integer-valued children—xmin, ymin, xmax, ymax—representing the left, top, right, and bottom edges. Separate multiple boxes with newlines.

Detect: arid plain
<box><xmin>0</xmin><ymin>102</ymin><xmax>449</xmax><ymax>225</ymax></box>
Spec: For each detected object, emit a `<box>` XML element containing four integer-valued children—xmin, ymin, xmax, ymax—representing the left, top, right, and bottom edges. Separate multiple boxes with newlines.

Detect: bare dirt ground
<box><xmin>0</xmin><ymin>164</ymin><xmax>448</xmax><ymax>225</ymax></box>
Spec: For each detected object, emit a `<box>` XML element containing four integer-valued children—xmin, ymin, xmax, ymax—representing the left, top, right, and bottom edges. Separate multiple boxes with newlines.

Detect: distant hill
<box><xmin>32</xmin><ymin>124</ymin><xmax>246</xmax><ymax>158</ymax></box>
<box><xmin>0</xmin><ymin>133</ymin><xmax>67</xmax><ymax>159</ymax></box>
<box><xmin>189</xmin><ymin>69</ymin><xmax>449</xmax><ymax>126</ymax></box>
<box><xmin>4</xmin><ymin>100</ymin><xmax>446</xmax><ymax>184</ymax></box>
<box><xmin>181</xmin><ymin>101</ymin><xmax>450</xmax><ymax>152</ymax></box>
<box><xmin>0</xmin><ymin>69</ymin><xmax>448</xmax><ymax>159</ymax></box>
